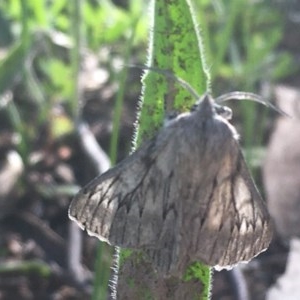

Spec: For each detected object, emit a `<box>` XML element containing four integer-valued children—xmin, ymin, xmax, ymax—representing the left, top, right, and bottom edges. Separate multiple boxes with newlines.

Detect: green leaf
<box><xmin>136</xmin><ymin>0</ymin><xmax>210</xmax><ymax>143</ymax></box>
<box><xmin>0</xmin><ymin>41</ymin><xmax>29</xmax><ymax>95</ymax></box>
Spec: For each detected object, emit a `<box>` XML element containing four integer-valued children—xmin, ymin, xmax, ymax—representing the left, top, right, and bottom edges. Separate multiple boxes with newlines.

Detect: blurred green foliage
<box><xmin>195</xmin><ymin>0</ymin><xmax>295</xmax><ymax>90</ymax></box>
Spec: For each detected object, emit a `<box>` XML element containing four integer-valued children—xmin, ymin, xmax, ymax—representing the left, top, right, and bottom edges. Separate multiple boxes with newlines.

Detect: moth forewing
<box><xmin>68</xmin><ymin>131</ymin><xmax>176</xmax><ymax>247</ymax></box>
<box><xmin>217</xmin><ymin>150</ymin><xmax>272</xmax><ymax>269</ymax></box>
<box><xmin>69</xmin><ymin>94</ymin><xmax>273</xmax><ymax>276</ymax></box>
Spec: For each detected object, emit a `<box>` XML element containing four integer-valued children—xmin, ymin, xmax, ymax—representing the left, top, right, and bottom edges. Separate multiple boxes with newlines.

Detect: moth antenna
<box><xmin>127</xmin><ymin>64</ymin><xmax>201</xmax><ymax>101</ymax></box>
<box><xmin>215</xmin><ymin>91</ymin><xmax>288</xmax><ymax>117</ymax></box>
<box><xmin>127</xmin><ymin>64</ymin><xmax>287</xmax><ymax>117</ymax></box>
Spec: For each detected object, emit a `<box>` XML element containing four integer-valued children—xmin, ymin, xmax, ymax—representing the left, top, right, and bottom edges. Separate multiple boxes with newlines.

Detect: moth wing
<box><xmin>195</xmin><ymin>148</ymin><xmax>273</xmax><ymax>269</ymax></box>
<box><xmin>69</xmin><ymin>131</ymin><xmax>179</xmax><ymax>254</ymax></box>
<box><xmin>220</xmin><ymin>151</ymin><xmax>273</xmax><ymax>267</ymax></box>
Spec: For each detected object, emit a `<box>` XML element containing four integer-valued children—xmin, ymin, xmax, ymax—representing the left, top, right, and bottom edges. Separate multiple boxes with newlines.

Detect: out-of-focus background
<box><xmin>0</xmin><ymin>0</ymin><xmax>299</xmax><ymax>299</ymax></box>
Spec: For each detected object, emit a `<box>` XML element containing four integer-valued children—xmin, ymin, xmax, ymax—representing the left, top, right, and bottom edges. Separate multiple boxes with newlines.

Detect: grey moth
<box><xmin>69</xmin><ymin>94</ymin><xmax>273</xmax><ymax>276</ymax></box>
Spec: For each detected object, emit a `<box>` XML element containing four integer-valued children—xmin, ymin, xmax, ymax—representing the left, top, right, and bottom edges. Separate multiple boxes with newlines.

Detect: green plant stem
<box><xmin>70</xmin><ymin>0</ymin><xmax>83</xmax><ymax>121</ymax></box>
<box><xmin>135</xmin><ymin>0</ymin><xmax>210</xmax><ymax>144</ymax></box>
<box><xmin>210</xmin><ymin>0</ymin><xmax>244</xmax><ymax>80</ymax></box>
<box><xmin>109</xmin><ymin>17</ymin><xmax>139</xmax><ymax>165</ymax></box>
<box><xmin>20</xmin><ymin>0</ymin><xmax>30</xmax><ymax>46</ymax></box>
<box><xmin>92</xmin><ymin>243</ymin><xmax>111</xmax><ymax>300</ymax></box>
<box><xmin>118</xmin><ymin>0</ymin><xmax>212</xmax><ymax>299</ymax></box>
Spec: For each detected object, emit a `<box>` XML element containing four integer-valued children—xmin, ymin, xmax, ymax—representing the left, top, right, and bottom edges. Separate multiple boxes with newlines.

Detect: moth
<box><xmin>69</xmin><ymin>93</ymin><xmax>273</xmax><ymax>276</ymax></box>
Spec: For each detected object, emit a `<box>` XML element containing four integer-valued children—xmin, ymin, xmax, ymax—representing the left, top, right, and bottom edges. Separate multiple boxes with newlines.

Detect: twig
<box><xmin>227</xmin><ymin>267</ymin><xmax>250</xmax><ymax>300</ymax></box>
<box><xmin>77</xmin><ymin>123</ymin><xmax>110</xmax><ymax>173</ymax></box>
<box><xmin>68</xmin><ymin>121</ymin><xmax>116</xmax><ymax>297</ymax></box>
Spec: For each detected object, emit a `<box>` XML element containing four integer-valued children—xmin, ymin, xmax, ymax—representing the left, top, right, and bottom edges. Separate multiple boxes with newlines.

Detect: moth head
<box><xmin>197</xmin><ymin>94</ymin><xmax>214</xmax><ymax>116</ymax></box>
<box><xmin>192</xmin><ymin>94</ymin><xmax>233</xmax><ymax>120</ymax></box>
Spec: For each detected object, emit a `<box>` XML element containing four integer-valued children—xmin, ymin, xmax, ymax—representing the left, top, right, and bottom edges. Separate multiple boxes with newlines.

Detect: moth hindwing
<box><xmin>69</xmin><ymin>94</ymin><xmax>273</xmax><ymax>276</ymax></box>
